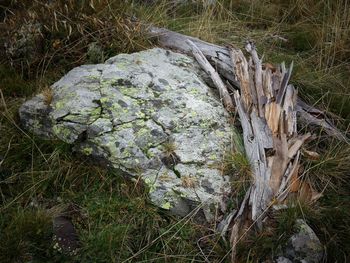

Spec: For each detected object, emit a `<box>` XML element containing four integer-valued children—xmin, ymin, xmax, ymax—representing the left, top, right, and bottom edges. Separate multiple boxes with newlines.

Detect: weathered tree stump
<box><xmin>185</xmin><ymin>39</ymin><xmax>320</xmax><ymax>262</ymax></box>
<box><xmin>147</xmin><ymin>26</ymin><xmax>347</xmax><ymax>142</ymax></box>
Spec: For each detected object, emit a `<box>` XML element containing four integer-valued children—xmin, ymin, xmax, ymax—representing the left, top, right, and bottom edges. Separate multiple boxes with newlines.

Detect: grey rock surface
<box><xmin>19</xmin><ymin>48</ymin><xmax>233</xmax><ymax>221</ymax></box>
<box><xmin>276</xmin><ymin>219</ymin><xmax>323</xmax><ymax>263</ymax></box>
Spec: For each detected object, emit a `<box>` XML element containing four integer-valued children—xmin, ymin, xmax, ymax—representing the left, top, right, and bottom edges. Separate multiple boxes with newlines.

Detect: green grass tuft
<box><xmin>0</xmin><ymin>208</ymin><xmax>53</xmax><ymax>263</ymax></box>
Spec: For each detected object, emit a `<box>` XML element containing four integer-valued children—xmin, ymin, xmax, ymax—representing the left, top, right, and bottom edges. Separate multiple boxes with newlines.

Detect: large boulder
<box><xmin>19</xmin><ymin>48</ymin><xmax>233</xmax><ymax>221</ymax></box>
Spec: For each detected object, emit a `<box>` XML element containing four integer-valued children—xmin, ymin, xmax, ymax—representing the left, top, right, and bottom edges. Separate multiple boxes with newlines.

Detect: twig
<box><xmin>186</xmin><ymin>39</ymin><xmax>235</xmax><ymax>113</ymax></box>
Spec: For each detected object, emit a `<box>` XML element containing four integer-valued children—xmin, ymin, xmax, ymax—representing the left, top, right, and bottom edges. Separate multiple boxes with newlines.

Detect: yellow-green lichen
<box><xmin>146</xmin><ymin>151</ymin><xmax>155</xmax><ymax>158</ymax></box>
<box><xmin>52</xmin><ymin>125</ymin><xmax>72</xmax><ymax>142</ymax></box>
<box><xmin>209</xmin><ymin>154</ymin><xmax>217</xmax><ymax>160</ymax></box>
<box><xmin>87</xmin><ymin>75</ymin><xmax>100</xmax><ymax>80</ymax></box>
<box><xmin>189</xmin><ymin>87</ymin><xmax>200</xmax><ymax>95</ymax></box>
<box><xmin>82</xmin><ymin>147</ymin><xmax>93</xmax><ymax>155</ymax></box>
<box><xmin>53</xmin><ymin>100</ymin><xmax>66</xmax><ymax>110</ymax></box>
<box><xmin>119</xmin><ymin>86</ymin><xmax>138</xmax><ymax>97</ymax></box>
<box><xmin>89</xmin><ymin>107</ymin><xmax>102</xmax><ymax>118</ymax></box>
<box><xmin>118</xmin><ymin>123</ymin><xmax>133</xmax><ymax>129</ymax></box>
<box><xmin>215</xmin><ymin>130</ymin><xmax>225</xmax><ymax>137</ymax></box>
<box><xmin>136</xmin><ymin>127</ymin><xmax>149</xmax><ymax>137</ymax></box>
<box><xmin>190</xmin><ymin>111</ymin><xmax>197</xmax><ymax>117</ymax></box>
<box><xmin>116</xmin><ymin>61</ymin><xmax>127</xmax><ymax>70</ymax></box>
<box><xmin>31</xmin><ymin>119</ymin><xmax>42</xmax><ymax>131</ymax></box>
<box><xmin>136</xmin><ymin>111</ymin><xmax>146</xmax><ymax>118</ymax></box>
<box><xmin>100</xmin><ymin>97</ymin><xmax>110</xmax><ymax>103</ymax></box>
<box><xmin>161</xmin><ymin>202</ymin><xmax>172</xmax><ymax>210</ymax></box>
<box><xmin>199</xmin><ymin>119</ymin><xmax>212</xmax><ymax>129</ymax></box>
<box><xmin>180</xmin><ymin>191</ymin><xmax>188</xmax><ymax>198</ymax></box>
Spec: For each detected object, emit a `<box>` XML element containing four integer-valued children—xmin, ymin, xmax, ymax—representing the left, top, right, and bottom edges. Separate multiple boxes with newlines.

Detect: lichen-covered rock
<box><xmin>276</xmin><ymin>219</ymin><xmax>323</xmax><ymax>263</ymax></box>
<box><xmin>19</xmin><ymin>48</ymin><xmax>233</xmax><ymax>221</ymax></box>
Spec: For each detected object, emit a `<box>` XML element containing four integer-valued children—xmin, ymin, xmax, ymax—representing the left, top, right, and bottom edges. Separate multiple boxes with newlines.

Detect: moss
<box><xmin>86</xmin><ymin>42</ymin><xmax>105</xmax><ymax>64</ymax></box>
<box><xmin>236</xmin><ymin>205</ymin><xmax>302</xmax><ymax>261</ymax></box>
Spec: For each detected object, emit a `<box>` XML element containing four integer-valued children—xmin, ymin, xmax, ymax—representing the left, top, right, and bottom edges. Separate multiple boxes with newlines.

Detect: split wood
<box><xmin>187</xmin><ymin>39</ymin><xmax>313</xmax><ymax>262</ymax></box>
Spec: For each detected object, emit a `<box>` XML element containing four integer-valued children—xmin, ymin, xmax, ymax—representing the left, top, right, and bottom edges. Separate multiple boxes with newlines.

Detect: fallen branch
<box><xmin>147</xmin><ymin>26</ymin><xmax>348</xmax><ymax>142</ymax></box>
<box><xmin>186</xmin><ymin>39</ymin><xmax>234</xmax><ymax>112</ymax></box>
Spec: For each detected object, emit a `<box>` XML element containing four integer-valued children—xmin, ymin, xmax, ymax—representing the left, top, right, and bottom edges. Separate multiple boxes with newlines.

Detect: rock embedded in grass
<box><xmin>276</xmin><ymin>219</ymin><xmax>323</xmax><ymax>263</ymax></box>
<box><xmin>19</xmin><ymin>48</ymin><xmax>233</xmax><ymax>221</ymax></box>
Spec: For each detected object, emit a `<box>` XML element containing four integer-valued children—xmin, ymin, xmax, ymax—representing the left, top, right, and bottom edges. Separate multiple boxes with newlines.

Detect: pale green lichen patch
<box><xmin>82</xmin><ymin>147</ymin><xmax>93</xmax><ymax>155</ymax></box>
<box><xmin>161</xmin><ymin>202</ymin><xmax>172</xmax><ymax>210</ymax></box>
<box><xmin>52</xmin><ymin>123</ymin><xmax>86</xmax><ymax>144</ymax></box>
<box><xmin>118</xmin><ymin>86</ymin><xmax>139</xmax><ymax>98</ymax></box>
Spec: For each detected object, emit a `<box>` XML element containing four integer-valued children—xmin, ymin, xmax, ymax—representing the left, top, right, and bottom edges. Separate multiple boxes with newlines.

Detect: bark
<box><xmin>186</xmin><ymin>39</ymin><xmax>235</xmax><ymax>112</ymax></box>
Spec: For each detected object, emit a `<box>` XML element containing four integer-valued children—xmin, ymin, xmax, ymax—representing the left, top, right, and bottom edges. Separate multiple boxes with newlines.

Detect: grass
<box><xmin>0</xmin><ymin>104</ymin><xmax>227</xmax><ymax>262</ymax></box>
<box><xmin>0</xmin><ymin>208</ymin><xmax>53</xmax><ymax>262</ymax></box>
<box><xmin>221</xmin><ymin>129</ymin><xmax>252</xmax><ymax>209</ymax></box>
<box><xmin>0</xmin><ymin>0</ymin><xmax>349</xmax><ymax>262</ymax></box>
<box><xmin>236</xmin><ymin>204</ymin><xmax>302</xmax><ymax>261</ymax></box>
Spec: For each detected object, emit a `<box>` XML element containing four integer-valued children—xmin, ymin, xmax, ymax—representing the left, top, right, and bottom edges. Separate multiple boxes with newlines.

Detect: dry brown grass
<box><xmin>1</xmin><ymin>0</ymin><xmax>154</xmax><ymax>78</ymax></box>
<box><xmin>181</xmin><ymin>176</ymin><xmax>197</xmax><ymax>188</ymax></box>
<box><xmin>42</xmin><ymin>86</ymin><xmax>53</xmax><ymax>105</ymax></box>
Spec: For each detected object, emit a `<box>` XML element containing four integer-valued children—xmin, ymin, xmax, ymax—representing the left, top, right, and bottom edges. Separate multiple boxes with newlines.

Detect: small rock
<box><xmin>53</xmin><ymin>216</ymin><xmax>79</xmax><ymax>256</ymax></box>
<box><xmin>277</xmin><ymin>219</ymin><xmax>324</xmax><ymax>263</ymax></box>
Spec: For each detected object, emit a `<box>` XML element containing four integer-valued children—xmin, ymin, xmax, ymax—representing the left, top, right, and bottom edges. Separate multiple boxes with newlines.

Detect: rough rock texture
<box><xmin>19</xmin><ymin>48</ymin><xmax>233</xmax><ymax>221</ymax></box>
<box><xmin>276</xmin><ymin>219</ymin><xmax>323</xmax><ymax>263</ymax></box>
